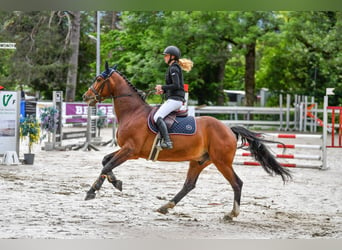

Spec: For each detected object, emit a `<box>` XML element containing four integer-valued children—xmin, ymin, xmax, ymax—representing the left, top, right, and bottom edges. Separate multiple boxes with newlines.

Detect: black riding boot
<box><xmin>156</xmin><ymin>117</ymin><xmax>173</xmax><ymax>149</ymax></box>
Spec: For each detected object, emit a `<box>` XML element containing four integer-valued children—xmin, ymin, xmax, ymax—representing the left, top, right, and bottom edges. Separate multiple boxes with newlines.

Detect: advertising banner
<box><xmin>35</xmin><ymin>102</ymin><xmax>116</xmax><ymax>125</ymax></box>
<box><xmin>0</xmin><ymin>91</ymin><xmax>20</xmax><ymax>155</ymax></box>
<box><xmin>65</xmin><ymin>103</ymin><xmax>115</xmax><ymax>124</ymax></box>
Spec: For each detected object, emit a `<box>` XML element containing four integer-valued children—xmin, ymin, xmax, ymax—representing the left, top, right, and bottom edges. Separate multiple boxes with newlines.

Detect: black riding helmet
<box><xmin>163</xmin><ymin>46</ymin><xmax>181</xmax><ymax>60</ymax></box>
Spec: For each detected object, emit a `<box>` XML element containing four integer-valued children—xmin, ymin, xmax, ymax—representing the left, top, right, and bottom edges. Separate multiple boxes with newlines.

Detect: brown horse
<box><xmin>82</xmin><ymin>64</ymin><xmax>292</xmax><ymax>221</ymax></box>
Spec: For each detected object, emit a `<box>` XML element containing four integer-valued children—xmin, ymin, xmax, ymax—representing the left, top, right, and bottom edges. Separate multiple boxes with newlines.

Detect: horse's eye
<box><xmin>97</xmin><ymin>78</ymin><xmax>102</xmax><ymax>82</ymax></box>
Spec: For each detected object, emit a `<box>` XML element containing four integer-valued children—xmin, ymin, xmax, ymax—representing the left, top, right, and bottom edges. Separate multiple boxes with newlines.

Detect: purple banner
<box><xmin>65</xmin><ymin>103</ymin><xmax>115</xmax><ymax>124</ymax></box>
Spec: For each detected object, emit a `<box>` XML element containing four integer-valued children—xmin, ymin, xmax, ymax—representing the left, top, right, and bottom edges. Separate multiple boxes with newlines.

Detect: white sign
<box><xmin>0</xmin><ymin>43</ymin><xmax>16</xmax><ymax>50</ymax></box>
<box><xmin>0</xmin><ymin>91</ymin><xmax>20</xmax><ymax>155</ymax></box>
<box><xmin>326</xmin><ymin>88</ymin><xmax>335</xmax><ymax>96</ymax></box>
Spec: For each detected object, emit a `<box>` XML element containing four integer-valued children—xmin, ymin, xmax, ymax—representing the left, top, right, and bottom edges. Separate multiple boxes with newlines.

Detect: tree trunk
<box><xmin>244</xmin><ymin>42</ymin><xmax>256</xmax><ymax>107</ymax></box>
<box><xmin>65</xmin><ymin>11</ymin><xmax>81</xmax><ymax>102</ymax></box>
<box><xmin>111</xmin><ymin>11</ymin><xmax>120</xmax><ymax>30</ymax></box>
<box><xmin>216</xmin><ymin>60</ymin><xmax>227</xmax><ymax>105</ymax></box>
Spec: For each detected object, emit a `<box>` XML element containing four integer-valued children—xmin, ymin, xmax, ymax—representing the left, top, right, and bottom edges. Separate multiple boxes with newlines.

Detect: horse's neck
<box><xmin>112</xmin><ymin>75</ymin><xmax>150</xmax><ymax>122</ymax></box>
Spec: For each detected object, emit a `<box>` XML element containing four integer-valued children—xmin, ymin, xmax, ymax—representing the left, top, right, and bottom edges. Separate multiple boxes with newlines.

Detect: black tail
<box><xmin>231</xmin><ymin>126</ymin><xmax>292</xmax><ymax>183</ymax></box>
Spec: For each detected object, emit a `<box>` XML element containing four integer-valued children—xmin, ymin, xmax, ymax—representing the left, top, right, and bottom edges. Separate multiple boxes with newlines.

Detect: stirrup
<box><xmin>160</xmin><ymin>139</ymin><xmax>173</xmax><ymax>149</ymax></box>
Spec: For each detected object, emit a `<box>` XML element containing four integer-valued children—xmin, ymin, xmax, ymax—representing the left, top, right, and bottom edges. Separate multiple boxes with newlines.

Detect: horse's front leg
<box><xmin>102</xmin><ymin>151</ymin><xmax>123</xmax><ymax>191</ymax></box>
<box><xmin>85</xmin><ymin>148</ymin><xmax>132</xmax><ymax>200</ymax></box>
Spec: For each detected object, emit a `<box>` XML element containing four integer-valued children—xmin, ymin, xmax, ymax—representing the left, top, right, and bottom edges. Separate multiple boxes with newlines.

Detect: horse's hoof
<box><xmin>223</xmin><ymin>213</ymin><xmax>234</xmax><ymax>222</ymax></box>
<box><xmin>113</xmin><ymin>180</ymin><xmax>123</xmax><ymax>191</ymax></box>
<box><xmin>156</xmin><ymin>206</ymin><xmax>169</xmax><ymax>215</ymax></box>
<box><xmin>85</xmin><ymin>192</ymin><xmax>96</xmax><ymax>201</ymax></box>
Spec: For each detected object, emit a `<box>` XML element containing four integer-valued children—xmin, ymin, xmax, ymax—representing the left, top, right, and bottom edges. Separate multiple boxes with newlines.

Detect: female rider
<box><xmin>154</xmin><ymin>45</ymin><xmax>193</xmax><ymax>149</ymax></box>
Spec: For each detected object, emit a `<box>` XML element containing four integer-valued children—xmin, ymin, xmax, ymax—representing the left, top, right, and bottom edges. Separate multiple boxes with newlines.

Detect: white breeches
<box><xmin>153</xmin><ymin>99</ymin><xmax>183</xmax><ymax>122</ymax></box>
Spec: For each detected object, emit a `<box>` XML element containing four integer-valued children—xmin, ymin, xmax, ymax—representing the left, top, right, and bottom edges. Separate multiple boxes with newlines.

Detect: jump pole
<box><xmin>100</xmin><ymin>100</ymin><xmax>118</xmax><ymax>147</ymax></box>
<box><xmin>234</xmin><ymin>132</ymin><xmax>324</xmax><ymax>169</ymax></box>
<box><xmin>73</xmin><ymin>105</ymin><xmax>99</xmax><ymax>151</ymax></box>
<box><xmin>234</xmin><ymin>161</ymin><xmax>322</xmax><ymax>169</ymax></box>
<box><xmin>323</xmin><ymin>95</ymin><xmax>328</xmax><ymax>170</ymax></box>
<box><xmin>52</xmin><ymin>91</ymin><xmax>63</xmax><ymax>149</ymax></box>
<box><xmin>322</xmin><ymin>88</ymin><xmax>337</xmax><ymax>169</ymax></box>
<box><xmin>63</xmin><ymin>113</ymin><xmax>117</xmax><ymax>147</ymax></box>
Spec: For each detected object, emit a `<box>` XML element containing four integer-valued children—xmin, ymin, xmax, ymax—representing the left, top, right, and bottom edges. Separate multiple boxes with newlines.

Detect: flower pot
<box><xmin>24</xmin><ymin>153</ymin><xmax>35</xmax><ymax>165</ymax></box>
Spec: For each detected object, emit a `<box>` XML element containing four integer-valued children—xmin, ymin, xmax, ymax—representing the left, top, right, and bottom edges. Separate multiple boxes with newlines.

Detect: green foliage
<box><xmin>257</xmin><ymin>11</ymin><xmax>342</xmax><ymax>105</ymax></box>
<box><xmin>96</xmin><ymin>109</ymin><xmax>107</xmax><ymax>129</ymax></box>
<box><xmin>40</xmin><ymin>106</ymin><xmax>59</xmax><ymax>133</ymax></box>
<box><xmin>75</xmin><ymin>11</ymin><xmax>98</xmax><ymax>100</ymax></box>
<box><xmin>0</xmin><ymin>11</ymin><xmax>70</xmax><ymax>98</ymax></box>
<box><xmin>0</xmin><ymin>11</ymin><xmax>340</xmax><ymax>106</ymax></box>
<box><xmin>39</xmin><ymin>106</ymin><xmax>59</xmax><ymax>142</ymax></box>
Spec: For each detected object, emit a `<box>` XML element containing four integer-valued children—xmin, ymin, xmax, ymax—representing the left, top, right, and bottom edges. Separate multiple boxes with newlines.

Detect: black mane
<box><xmin>99</xmin><ymin>62</ymin><xmax>147</xmax><ymax>103</ymax></box>
<box><xmin>115</xmin><ymin>70</ymin><xmax>147</xmax><ymax>103</ymax></box>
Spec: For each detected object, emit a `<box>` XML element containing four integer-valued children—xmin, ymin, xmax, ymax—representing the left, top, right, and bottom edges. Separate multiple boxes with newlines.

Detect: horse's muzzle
<box><xmin>83</xmin><ymin>93</ymin><xmax>97</xmax><ymax>106</ymax></box>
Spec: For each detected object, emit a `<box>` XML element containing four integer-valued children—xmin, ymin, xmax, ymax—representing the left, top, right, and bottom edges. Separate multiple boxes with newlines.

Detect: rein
<box><xmin>90</xmin><ymin>81</ymin><xmax>134</xmax><ymax>102</ymax></box>
<box><xmin>89</xmin><ymin>64</ymin><xmax>150</xmax><ymax>103</ymax></box>
<box><xmin>90</xmin><ymin>75</ymin><xmax>141</xmax><ymax>103</ymax></box>
<box><xmin>112</xmin><ymin>93</ymin><xmax>134</xmax><ymax>99</ymax></box>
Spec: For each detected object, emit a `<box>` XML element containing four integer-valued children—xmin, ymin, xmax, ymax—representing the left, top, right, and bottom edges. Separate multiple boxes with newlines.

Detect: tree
<box><xmin>0</xmin><ymin>11</ymin><xmax>71</xmax><ymax>98</ymax></box>
<box><xmin>0</xmin><ymin>11</ymin><xmax>96</xmax><ymax>101</ymax></box>
<box><xmin>0</xmin><ymin>12</ymin><xmax>16</xmax><ymax>85</ymax></box>
<box><xmin>65</xmin><ymin>11</ymin><xmax>81</xmax><ymax>102</ymax></box>
<box><xmin>225</xmin><ymin>12</ymin><xmax>281</xmax><ymax>106</ymax></box>
<box><xmin>101</xmin><ymin>11</ymin><xmax>234</xmax><ymax>105</ymax></box>
<box><xmin>1</xmin><ymin>11</ymin><xmax>340</xmax><ymax>106</ymax></box>
<box><xmin>101</xmin><ymin>11</ymin><xmax>283</xmax><ymax>106</ymax></box>
<box><xmin>257</xmin><ymin>11</ymin><xmax>342</xmax><ymax>105</ymax></box>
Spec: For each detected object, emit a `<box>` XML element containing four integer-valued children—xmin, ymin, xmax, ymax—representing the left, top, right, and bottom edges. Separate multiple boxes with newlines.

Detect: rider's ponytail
<box><xmin>178</xmin><ymin>58</ymin><xmax>194</xmax><ymax>72</ymax></box>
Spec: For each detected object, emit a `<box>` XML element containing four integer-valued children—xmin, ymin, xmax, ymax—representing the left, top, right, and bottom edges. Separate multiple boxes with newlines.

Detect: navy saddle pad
<box><xmin>148</xmin><ymin>111</ymin><xmax>196</xmax><ymax>136</ymax></box>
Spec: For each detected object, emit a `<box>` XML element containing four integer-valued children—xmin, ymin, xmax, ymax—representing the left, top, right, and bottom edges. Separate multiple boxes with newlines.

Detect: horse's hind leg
<box><xmin>214</xmin><ymin>162</ymin><xmax>243</xmax><ymax>220</ymax></box>
<box><xmin>157</xmin><ymin>160</ymin><xmax>209</xmax><ymax>214</ymax></box>
<box><xmin>225</xmin><ymin>170</ymin><xmax>243</xmax><ymax>221</ymax></box>
<box><xmin>210</xmin><ymin>143</ymin><xmax>243</xmax><ymax>220</ymax></box>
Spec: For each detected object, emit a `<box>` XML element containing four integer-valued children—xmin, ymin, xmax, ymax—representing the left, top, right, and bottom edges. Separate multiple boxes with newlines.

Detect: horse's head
<box><xmin>83</xmin><ymin>62</ymin><xmax>117</xmax><ymax>106</ymax></box>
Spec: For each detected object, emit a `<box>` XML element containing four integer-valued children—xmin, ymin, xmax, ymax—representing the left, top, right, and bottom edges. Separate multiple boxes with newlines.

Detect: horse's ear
<box><xmin>113</xmin><ymin>64</ymin><xmax>118</xmax><ymax>70</ymax></box>
<box><xmin>105</xmin><ymin>61</ymin><xmax>109</xmax><ymax>72</ymax></box>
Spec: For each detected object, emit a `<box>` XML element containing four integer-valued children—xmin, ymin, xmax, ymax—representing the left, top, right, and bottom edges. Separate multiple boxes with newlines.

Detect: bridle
<box><xmin>89</xmin><ymin>77</ymin><xmax>111</xmax><ymax>102</ymax></box>
<box><xmin>89</xmin><ymin>69</ymin><xmax>133</xmax><ymax>103</ymax></box>
<box><xmin>86</xmin><ymin>62</ymin><xmax>151</xmax><ymax>104</ymax></box>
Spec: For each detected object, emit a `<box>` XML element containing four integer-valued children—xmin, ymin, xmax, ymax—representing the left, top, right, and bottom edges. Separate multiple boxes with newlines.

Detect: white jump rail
<box><xmin>64</xmin><ymin>114</ymin><xmax>115</xmax><ymax>120</ymax></box>
<box><xmin>234</xmin><ymin>132</ymin><xmax>324</xmax><ymax>169</ymax></box>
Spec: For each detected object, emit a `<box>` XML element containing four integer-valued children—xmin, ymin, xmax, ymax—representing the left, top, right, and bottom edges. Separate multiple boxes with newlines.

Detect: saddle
<box><xmin>147</xmin><ymin>106</ymin><xmax>196</xmax><ymax>161</ymax></box>
<box><xmin>148</xmin><ymin>106</ymin><xmax>196</xmax><ymax>135</ymax></box>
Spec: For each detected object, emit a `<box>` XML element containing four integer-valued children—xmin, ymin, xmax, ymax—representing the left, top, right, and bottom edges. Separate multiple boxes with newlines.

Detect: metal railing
<box><xmin>194</xmin><ymin>94</ymin><xmax>329</xmax><ymax>132</ymax></box>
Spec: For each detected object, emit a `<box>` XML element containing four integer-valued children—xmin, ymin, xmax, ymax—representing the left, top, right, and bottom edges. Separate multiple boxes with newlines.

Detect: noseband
<box><xmin>89</xmin><ymin>69</ymin><xmax>133</xmax><ymax>102</ymax></box>
<box><xmin>90</xmin><ymin>77</ymin><xmax>112</xmax><ymax>102</ymax></box>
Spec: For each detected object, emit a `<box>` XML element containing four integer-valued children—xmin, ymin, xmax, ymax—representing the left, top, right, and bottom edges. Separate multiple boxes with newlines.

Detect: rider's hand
<box><xmin>155</xmin><ymin>85</ymin><xmax>164</xmax><ymax>94</ymax></box>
